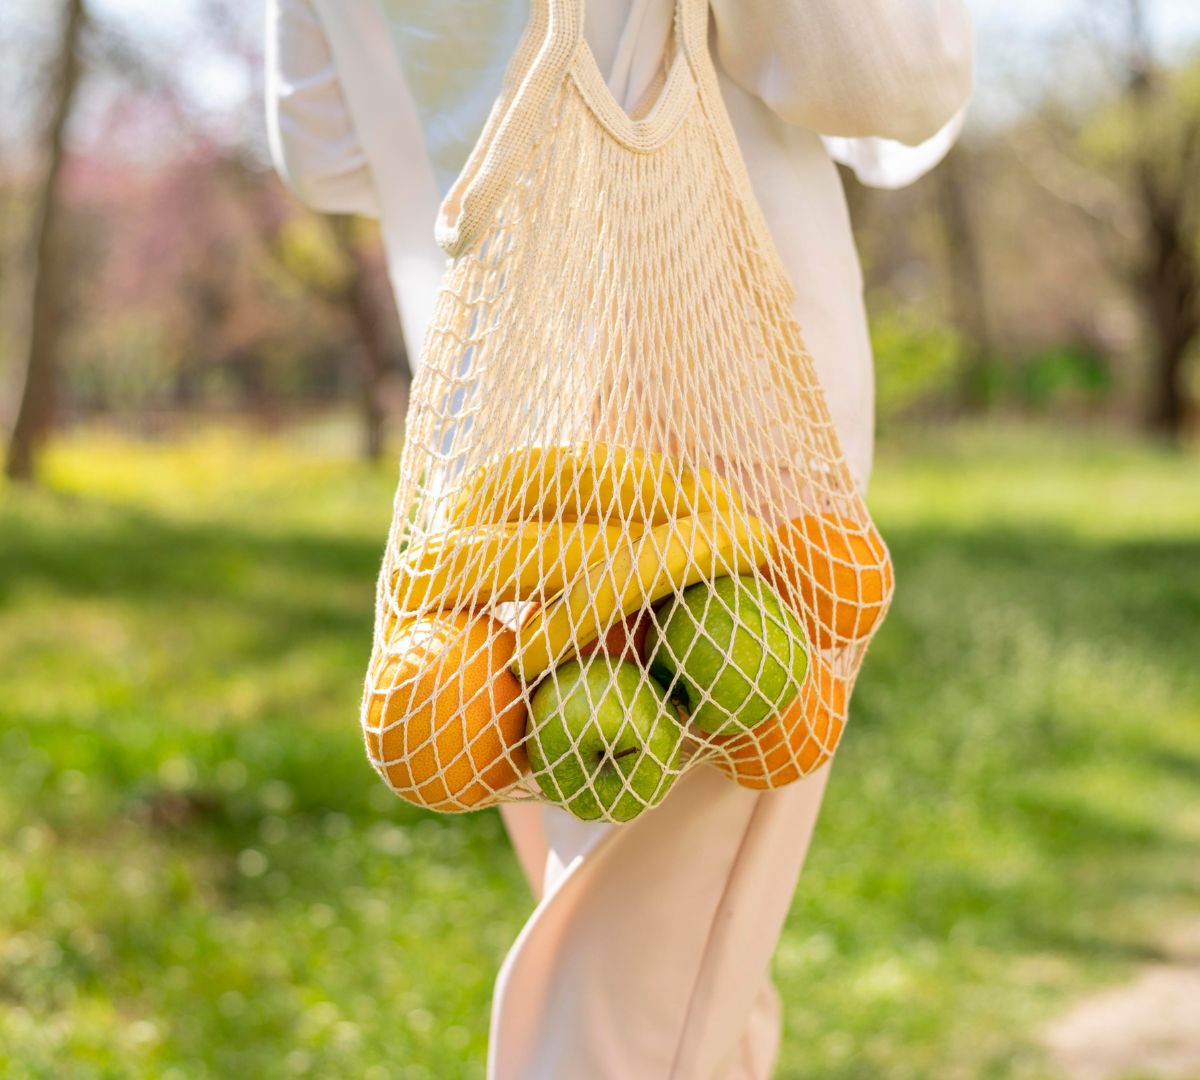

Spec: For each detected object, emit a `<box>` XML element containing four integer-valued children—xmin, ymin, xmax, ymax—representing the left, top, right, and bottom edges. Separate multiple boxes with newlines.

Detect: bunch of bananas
<box><xmin>388</xmin><ymin>444</ymin><xmax>772</xmax><ymax>677</ymax></box>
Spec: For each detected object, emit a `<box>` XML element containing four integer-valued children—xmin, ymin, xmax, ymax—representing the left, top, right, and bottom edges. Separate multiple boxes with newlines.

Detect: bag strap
<box><xmin>437</xmin><ymin>0</ymin><xmax>719</xmax><ymax>259</ymax></box>
<box><xmin>436</xmin><ymin>0</ymin><xmax>581</xmax><ymax>258</ymax></box>
<box><xmin>670</xmin><ymin>0</ymin><xmax>797</xmax><ymax>305</ymax></box>
<box><xmin>673</xmin><ymin>0</ymin><xmax>710</xmax><ymax>70</ymax></box>
<box><xmin>436</xmin><ymin>0</ymin><xmax>793</xmax><ymax>300</ymax></box>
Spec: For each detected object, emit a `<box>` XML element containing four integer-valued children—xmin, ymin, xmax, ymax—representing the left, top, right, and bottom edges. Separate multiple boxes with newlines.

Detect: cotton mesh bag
<box><xmin>362</xmin><ymin>0</ymin><xmax>895</xmax><ymax>822</ymax></box>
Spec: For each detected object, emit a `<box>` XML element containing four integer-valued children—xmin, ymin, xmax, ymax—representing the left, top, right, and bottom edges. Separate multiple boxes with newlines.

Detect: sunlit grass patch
<box><xmin>1</xmin><ymin>422</ymin><xmax>1197</xmax><ymax>1078</ymax></box>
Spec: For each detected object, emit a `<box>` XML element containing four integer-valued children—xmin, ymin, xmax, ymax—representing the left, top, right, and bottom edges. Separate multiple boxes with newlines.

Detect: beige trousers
<box><xmin>490</xmin><ymin>763</ymin><xmax>831</xmax><ymax>1079</ymax></box>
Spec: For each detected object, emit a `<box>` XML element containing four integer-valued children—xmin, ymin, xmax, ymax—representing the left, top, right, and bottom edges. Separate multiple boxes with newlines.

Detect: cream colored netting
<box><xmin>362</xmin><ymin>0</ymin><xmax>893</xmax><ymax>821</ymax></box>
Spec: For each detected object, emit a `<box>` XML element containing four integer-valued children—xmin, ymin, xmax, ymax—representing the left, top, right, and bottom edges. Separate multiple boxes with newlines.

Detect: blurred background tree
<box><xmin>2</xmin><ymin>0</ymin><xmax>406</xmax><ymax>479</ymax></box>
<box><xmin>5</xmin><ymin>0</ymin><xmax>88</xmax><ymax>481</ymax></box>
<box><xmin>1004</xmin><ymin>0</ymin><xmax>1200</xmax><ymax>438</ymax></box>
<box><xmin>1106</xmin><ymin>0</ymin><xmax>1200</xmax><ymax>437</ymax></box>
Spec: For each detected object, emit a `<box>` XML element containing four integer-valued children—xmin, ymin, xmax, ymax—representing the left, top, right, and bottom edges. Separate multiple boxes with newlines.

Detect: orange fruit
<box><xmin>577</xmin><ymin>611</ymin><xmax>650</xmax><ymax>663</ymax></box>
<box><xmin>713</xmin><ymin>657</ymin><xmax>847</xmax><ymax>789</ymax></box>
<box><xmin>364</xmin><ymin>611</ymin><xmax>528</xmax><ymax>810</ymax></box>
<box><xmin>766</xmin><ymin>513</ymin><xmax>892</xmax><ymax>649</ymax></box>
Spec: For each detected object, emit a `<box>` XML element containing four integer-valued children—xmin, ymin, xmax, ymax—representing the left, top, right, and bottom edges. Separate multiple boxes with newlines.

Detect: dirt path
<box><xmin>1041</xmin><ymin>923</ymin><xmax>1200</xmax><ymax>1080</ymax></box>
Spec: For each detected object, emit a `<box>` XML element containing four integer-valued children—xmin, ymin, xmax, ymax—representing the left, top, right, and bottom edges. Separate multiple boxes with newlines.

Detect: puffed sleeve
<box><xmin>265</xmin><ymin>0</ymin><xmax>380</xmax><ymax>217</ymax></box>
<box><xmin>709</xmin><ymin>0</ymin><xmax>974</xmax><ymax>147</ymax></box>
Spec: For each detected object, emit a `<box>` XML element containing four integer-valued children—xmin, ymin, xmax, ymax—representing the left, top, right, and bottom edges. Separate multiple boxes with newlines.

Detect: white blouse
<box><xmin>266</xmin><ymin>0</ymin><xmax>973</xmax><ymax>490</ymax></box>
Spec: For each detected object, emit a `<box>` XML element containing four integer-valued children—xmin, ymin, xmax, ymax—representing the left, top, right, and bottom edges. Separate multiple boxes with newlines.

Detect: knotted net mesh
<box><xmin>362</xmin><ymin>0</ymin><xmax>894</xmax><ymax>821</ymax></box>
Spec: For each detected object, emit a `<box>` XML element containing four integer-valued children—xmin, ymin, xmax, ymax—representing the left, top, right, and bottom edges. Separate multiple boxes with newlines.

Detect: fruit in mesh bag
<box><xmin>364</xmin><ymin>612</ymin><xmax>528</xmax><ymax>810</ymax></box>
<box><xmin>391</xmin><ymin>521</ymin><xmax>633</xmax><ymax>610</ymax></box>
<box><xmin>450</xmin><ymin>444</ymin><xmax>745</xmax><ymax>527</ymax></box>
<box><xmin>647</xmin><ymin>575</ymin><xmax>808</xmax><ymax>737</ymax></box>
<box><xmin>713</xmin><ymin>656</ymin><xmax>847</xmax><ymax>789</ymax></box>
<box><xmin>767</xmin><ymin>514</ymin><xmax>893</xmax><ymax>649</ymax></box>
<box><xmin>514</xmin><ymin>513</ymin><xmax>773</xmax><ymax>681</ymax></box>
<box><xmin>577</xmin><ymin>611</ymin><xmax>650</xmax><ymax>663</ymax></box>
<box><xmin>527</xmin><ymin>656</ymin><xmax>683</xmax><ymax>822</ymax></box>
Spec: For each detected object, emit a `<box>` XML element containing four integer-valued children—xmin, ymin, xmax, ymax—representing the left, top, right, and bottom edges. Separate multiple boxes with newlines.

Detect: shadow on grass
<box><xmin>882</xmin><ymin>524</ymin><xmax>1200</xmax><ymax>666</ymax></box>
<box><xmin>0</xmin><ymin>493</ymin><xmax>380</xmax><ymax>602</ymax></box>
<box><xmin>0</xmin><ymin>492</ymin><xmax>385</xmax><ymax>684</ymax></box>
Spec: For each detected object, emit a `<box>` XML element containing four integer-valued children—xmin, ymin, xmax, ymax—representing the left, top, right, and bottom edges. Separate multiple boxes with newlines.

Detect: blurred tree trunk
<box><xmin>937</xmin><ymin>146</ymin><xmax>995</xmax><ymax>411</ymax></box>
<box><xmin>232</xmin><ymin>165</ymin><xmax>404</xmax><ymax>461</ymax></box>
<box><xmin>329</xmin><ymin>216</ymin><xmax>397</xmax><ymax>463</ymax></box>
<box><xmin>6</xmin><ymin>0</ymin><xmax>87</xmax><ymax>483</ymax></box>
<box><xmin>1125</xmin><ymin>0</ymin><xmax>1199</xmax><ymax>439</ymax></box>
<box><xmin>1137</xmin><ymin>163</ymin><xmax>1199</xmax><ymax>436</ymax></box>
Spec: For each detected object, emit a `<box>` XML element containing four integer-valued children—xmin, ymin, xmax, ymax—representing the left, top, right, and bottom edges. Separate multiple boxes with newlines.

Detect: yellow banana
<box><xmin>391</xmin><ymin>521</ymin><xmax>635</xmax><ymax>611</ymax></box>
<box><xmin>450</xmin><ymin>444</ymin><xmax>745</xmax><ymax>527</ymax></box>
<box><xmin>514</xmin><ymin>512</ymin><xmax>774</xmax><ymax>682</ymax></box>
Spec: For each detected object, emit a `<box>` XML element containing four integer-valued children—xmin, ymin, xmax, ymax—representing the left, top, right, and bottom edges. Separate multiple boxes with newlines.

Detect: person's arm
<box><xmin>265</xmin><ymin>0</ymin><xmax>380</xmax><ymax>216</ymax></box>
<box><xmin>709</xmin><ymin>0</ymin><xmax>974</xmax><ymax>146</ymax></box>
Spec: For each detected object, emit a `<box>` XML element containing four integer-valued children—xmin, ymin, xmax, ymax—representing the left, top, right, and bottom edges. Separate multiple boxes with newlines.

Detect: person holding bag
<box><xmin>267</xmin><ymin>2</ymin><xmax>973</xmax><ymax>1076</ymax></box>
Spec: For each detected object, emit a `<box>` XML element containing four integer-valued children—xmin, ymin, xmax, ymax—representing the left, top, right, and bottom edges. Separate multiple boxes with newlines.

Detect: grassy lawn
<box><xmin>2</xmin><ymin>423</ymin><xmax>1197</xmax><ymax>1079</ymax></box>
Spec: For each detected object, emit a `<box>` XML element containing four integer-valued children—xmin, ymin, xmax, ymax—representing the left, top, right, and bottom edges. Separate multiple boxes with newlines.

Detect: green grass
<box><xmin>2</xmin><ymin>422</ymin><xmax>1198</xmax><ymax>1079</ymax></box>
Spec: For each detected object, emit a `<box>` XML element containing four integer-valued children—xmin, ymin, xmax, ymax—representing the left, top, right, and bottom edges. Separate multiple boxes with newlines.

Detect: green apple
<box><xmin>647</xmin><ymin>574</ymin><xmax>808</xmax><ymax>736</ymax></box>
<box><xmin>528</xmin><ymin>657</ymin><xmax>683</xmax><ymax>822</ymax></box>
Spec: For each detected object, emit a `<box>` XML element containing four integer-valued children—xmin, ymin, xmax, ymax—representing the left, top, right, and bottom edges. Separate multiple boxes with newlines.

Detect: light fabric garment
<box><xmin>366</xmin><ymin>0</ymin><xmax>971</xmax><ymax>197</ymax></box>
<box><xmin>266</xmin><ymin>2</ymin><xmax>973</xmax><ymax>1076</ymax></box>
<box><xmin>374</xmin><ymin>1</ymin><xmax>529</xmax><ymax>196</ymax></box>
